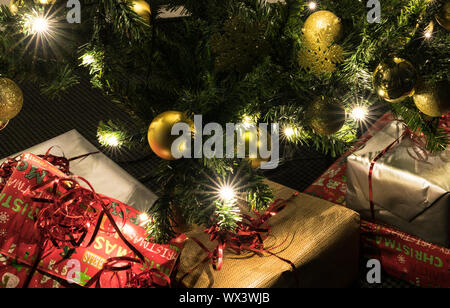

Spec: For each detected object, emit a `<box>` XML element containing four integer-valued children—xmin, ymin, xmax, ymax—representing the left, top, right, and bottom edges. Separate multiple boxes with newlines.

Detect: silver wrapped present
<box><xmin>1</xmin><ymin>130</ymin><xmax>157</xmax><ymax>212</ymax></box>
<box><xmin>346</xmin><ymin>120</ymin><xmax>450</xmax><ymax>247</ymax></box>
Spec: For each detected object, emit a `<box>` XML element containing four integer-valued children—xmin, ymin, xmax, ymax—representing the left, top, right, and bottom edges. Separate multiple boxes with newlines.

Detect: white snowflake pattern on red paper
<box><xmin>0</xmin><ymin>229</ymin><xmax>6</xmax><ymax>238</ymax></box>
<box><xmin>0</xmin><ymin>212</ymin><xmax>9</xmax><ymax>224</ymax></box>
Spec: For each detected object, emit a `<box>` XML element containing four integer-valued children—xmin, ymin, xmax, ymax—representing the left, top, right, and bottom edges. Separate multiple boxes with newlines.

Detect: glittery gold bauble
<box><xmin>373</xmin><ymin>57</ymin><xmax>417</xmax><ymax>103</ymax></box>
<box><xmin>131</xmin><ymin>0</ymin><xmax>151</xmax><ymax>23</ymax></box>
<box><xmin>298</xmin><ymin>40</ymin><xmax>344</xmax><ymax>75</ymax></box>
<box><xmin>436</xmin><ymin>0</ymin><xmax>450</xmax><ymax>31</ymax></box>
<box><xmin>302</xmin><ymin>10</ymin><xmax>343</xmax><ymax>44</ymax></box>
<box><xmin>413</xmin><ymin>80</ymin><xmax>450</xmax><ymax>117</ymax></box>
<box><xmin>239</xmin><ymin>128</ymin><xmax>272</xmax><ymax>169</ymax></box>
<box><xmin>0</xmin><ymin>78</ymin><xmax>23</xmax><ymax>124</ymax></box>
<box><xmin>148</xmin><ymin>111</ymin><xmax>194</xmax><ymax>160</ymax></box>
<box><xmin>307</xmin><ymin>97</ymin><xmax>346</xmax><ymax>136</ymax></box>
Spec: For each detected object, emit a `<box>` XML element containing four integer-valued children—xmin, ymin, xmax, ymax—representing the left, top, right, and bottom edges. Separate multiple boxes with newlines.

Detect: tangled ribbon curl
<box><xmin>0</xmin><ymin>148</ymin><xmax>169</xmax><ymax>289</ymax></box>
<box><xmin>182</xmin><ymin>193</ymin><xmax>298</xmax><ymax>284</ymax></box>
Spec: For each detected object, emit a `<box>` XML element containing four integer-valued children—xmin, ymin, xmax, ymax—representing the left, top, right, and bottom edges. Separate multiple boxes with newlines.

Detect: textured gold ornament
<box><xmin>413</xmin><ymin>80</ymin><xmax>450</xmax><ymax>117</ymax></box>
<box><xmin>239</xmin><ymin>128</ymin><xmax>272</xmax><ymax>169</ymax></box>
<box><xmin>436</xmin><ymin>0</ymin><xmax>450</xmax><ymax>31</ymax></box>
<box><xmin>0</xmin><ymin>78</ymin><xmax>23</xmax><ymax>122</ymax></box>
<box><xmin>298</xmin><ymin>37</ymin><xmax>344</xmax><ymax>75</ymax></box>
<box><xmin>131</xmin><ymin>0</ymin><xmax>151</xmax><ymax>23</ymax></box>
<box><xmin>373</xmin><ymin>57</ymin><xmax>417</xmax><ymax>103</ymax></box>
<box><xmin>307</xmin><ymin>97</ymin><xmax>346</xmax><ymax>136</ymax></box>
<box><xmin>302</xmin><ymin>10</ymin><xmax>343</xmax><ymax>45</ymax></box>
<box><xmin>148</xmin><ymin>111</ymin><xmax>194</xmax><ymax>160</ymax></box>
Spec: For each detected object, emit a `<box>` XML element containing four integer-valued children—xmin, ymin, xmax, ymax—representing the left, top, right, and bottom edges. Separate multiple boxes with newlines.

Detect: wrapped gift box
<box><xmin>346</xmin><ymin>120</ymin><xmax>450</xmax><ymax>247</ymax></box>
<box><xmin>304</xmin><ymin>113</ymin><xmax>450</xmax><ymax>287</ymax></box>
<box><xmin>0</xmin><ymin>153</ymin><xmax>185</xmax><ymax>288</ymax></box>
<box><xmin>0</xmin><ymin>130</ymin><xmax>157</xmax><ymax>213</ymax></box>
<box><xmin>177</xmin><ymin>181</ymin><xmax>360</xmax><ymax>288</ymax></box>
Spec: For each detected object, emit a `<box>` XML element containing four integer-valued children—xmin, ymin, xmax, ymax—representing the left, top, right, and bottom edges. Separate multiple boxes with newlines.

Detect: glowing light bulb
<box><xmin>242</xmin><ymin>115</ymin><xmax>254</xmax><ymax>129</ymax></box>
<box><xmin>99</xmin><ymin>133</ymin><xmax>122</xmax><ymax>148</ymax></box>
<box><xmin>31</xmin><ymin>17</ymin><xmax>49</xmax><ymax>34</ymax></box>
<box><xmin>81</xmin><ymin>54</ymin><xmax>95</xmax><ymax>66</ymax></box>
<box><xmin>284</xmin><ymin>127</ymin><xmax>295</xmax><ymax>138</ymax></box>
<box><xmin>219</xmin><ymin>185</ymin><xmax>235</xmax><ymax>202</ymax></box>
<box><xmin>424</xmin><ymin>21</ymin><xmax>434</xmax><ymax>39</ymax></box>
<box><xmin>351</xmin><ymin>106</ymin><xmax>368</xmax><ymax>121</ymax></box>
<box><xmin>308</xmin><ymin>1</ymin><xmax>317</xmax><ymax>10</ymax></box>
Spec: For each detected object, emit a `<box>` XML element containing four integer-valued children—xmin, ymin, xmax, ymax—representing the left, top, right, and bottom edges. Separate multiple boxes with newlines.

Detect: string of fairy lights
<box><xmin>5</xmin><ymin>0</ymin><xmax>440</xmax><ymax>206</ymax></box>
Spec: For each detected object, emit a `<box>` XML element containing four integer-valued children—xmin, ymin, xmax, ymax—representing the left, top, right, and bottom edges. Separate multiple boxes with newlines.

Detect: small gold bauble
<box><xmin>148</xmin><ymin>111</ymin><xmax>194</xmax><ymax>161</ymax></box>
<box><xmin>413</xmin><ymin>80</ymin><xmax>450</xmax><ymax>117</ymax></box>
<box><xmin>373</xmin><ymin>57</ymin><xmax>417</xmax><ymax>103</ymax></box>
<box><xmin>436</xmin><ymin>0</ymin><xmax>450</xmax><ymax>31</ymax></box>
<box><xmin>298</xmin><ymin>41</ymin><xmax>344</xmax><ymax>76</ymax></box>
<box><xmin>239</xmin><ymin>128</ymin><xmax>272</xmax><ymax>169</ymax></box>
<box><xmin>0</xmin><ymin>78</ymin><xmax>23</xmax><ymax>122</ymax></box>
<box><xmin>302</xmin><ymin>10</ymin><xmax>343</xmax><ymax>44</ymax></box>
<box><xmin>307</xmin><ymin>97</ymin><xmax>346</xmax><ymax>136</ymax></box>
<box><xmin>131</xmin><ymin>0</ymin><xmax>151</xmax><ymax>23</ymax></box>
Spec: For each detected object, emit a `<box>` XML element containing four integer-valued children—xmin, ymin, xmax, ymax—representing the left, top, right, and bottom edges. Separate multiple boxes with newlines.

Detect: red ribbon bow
<box><xmin>85</xmin><ymin>257</ymin><xmax>171</xmax><ymax>289</ymax></box>
<box><xmin>182</xmin><ymin>193</ymin><xmax>299</xmax><ymax>284</ymax></box>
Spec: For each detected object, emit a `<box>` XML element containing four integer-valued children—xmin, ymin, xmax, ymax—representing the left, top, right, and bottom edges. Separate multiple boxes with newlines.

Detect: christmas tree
<box><xmin>0</xmin><ymin>0</ymin><xmax>449</xmax><ymax>243</ymax></box>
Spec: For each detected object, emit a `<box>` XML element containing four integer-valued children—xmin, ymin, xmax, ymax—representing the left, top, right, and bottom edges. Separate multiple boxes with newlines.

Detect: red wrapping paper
<box><xmin>0</xmin><ymin>153</ymin><xmax>185</xmax><ymax>288</ymax></box>
<box><xmin>304</xmin><ymin>113</ymin><xmax>450</xmax><ymax>288</ymax></box>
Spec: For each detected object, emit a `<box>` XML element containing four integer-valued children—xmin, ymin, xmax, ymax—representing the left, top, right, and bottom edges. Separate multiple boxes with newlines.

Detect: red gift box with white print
<box><xmin>0</xmin><ymin>153</ymin><xmax>185</xmax><ymax>288</ymax></box>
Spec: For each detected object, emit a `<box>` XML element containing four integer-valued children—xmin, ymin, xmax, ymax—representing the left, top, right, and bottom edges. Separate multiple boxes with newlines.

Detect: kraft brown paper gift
<box><xmin>177</xmin><ymin>181</ymin><xmax>360</xmax><ymax>288</ymax></box>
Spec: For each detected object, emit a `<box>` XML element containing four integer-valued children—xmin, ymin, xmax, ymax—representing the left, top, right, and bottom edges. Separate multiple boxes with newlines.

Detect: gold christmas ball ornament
<box><xmin>238</xmin><ymin>128</ymin><xmax>272</xmax><ymax>169</ymax></box>
<box><xmin>0</xmin><ymin>78</ymin><xmax>23</xmax><ymax>123</ymax></box>
<box><xmin>131</xmin><ymin>0</ymin><xmax>151</xmax><ymax>23</ymax></box>
<box><xmin>307</xmin><ymin>97</ymin><xmax>346</xmax><ymax>136</ymax></box>
<box><xmin>373</xmin><ymin>57</ymin><xmax>417</xmax><ymax>103</ymax></box>
<box><xmin>413</xmin><ymin>80</ymin><xmax>450</xmax><ymax>117</ymax></box>
<box><xmin>298</xmin><ymin>41</ymin><xmax>344</xmax><ymax>76</ymax></box>
<box><xmin>302</xmin><ymin>10</ymin><xmax>343</xmax><ymax>45</ymax></box>
<box><xmin>436</xmin><ymin>0</ymin><xmax>450</xmax><ymax>31</ymax></box>
<box><xmin>148</xmin><ymin>111</ymin><xmax>194</xmax><ymax>161</ymax></box>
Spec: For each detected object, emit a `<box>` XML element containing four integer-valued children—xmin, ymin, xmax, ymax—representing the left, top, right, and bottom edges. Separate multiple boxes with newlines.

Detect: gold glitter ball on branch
<box><xmin>302</xmin><ymin>10</ymin><xmax>343</xmax><ymax>45</ymax></box>
<box><xmin>237</xmin><ymin>128</ymin><xmax>272</xmax><ymax>169</ymax></box>
<box><xmin>0</xmin><ymin>78</ymin><xmax>23</xmax><ymax>126</ymax></box>
<box><xmin>298</xmin><ymin>38</ymin><xmax>344</xmax><ymax>75</ymax></box>
<box><xmin>436</xmin><ymin>0</ymin><xmax>450</xmax><ymax>31</ymax></box>
<box><xmin>413</xmin><ymin>80</ymin><xmax>450</xmax><ymax>117</ymax></box>
<box><xmin>306</xmin><ymin>97</ymin><xmax>346</xmax><ymax>136</ymax></box>
<box><xmin>148</xmin><ymin>111</ymin><xmax>194</xmax><ymax>161</ymax></box>
<box><xmin>131</xmin><ymin>0</ymin><xmax>151</xmax><ymax>23</ymax></box>
<box><xmin>373</xmin><ymin>57</ymin><xmax>417</xmax><ymax>103</ymax></box>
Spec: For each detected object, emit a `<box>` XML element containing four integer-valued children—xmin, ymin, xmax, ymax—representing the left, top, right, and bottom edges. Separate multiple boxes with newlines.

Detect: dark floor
<box><xmin>0</xmin><ymin>80</ymin><xmax>413</xmax><ymax>288</ymax></box>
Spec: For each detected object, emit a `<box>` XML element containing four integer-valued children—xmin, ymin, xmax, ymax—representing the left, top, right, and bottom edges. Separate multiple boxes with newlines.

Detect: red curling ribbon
<box><xmin>0</xmin><ymin>156</ymin><xmax>20</xmax><ymax>192</ymax></box>
<box><xmin>0</xmin><ymin>148</ymin><xmax>100</xmax><ymax>191</ymax></box>
<box><xmin>368</xmin><ymin>124</ymin><xmax>429</xmax><ymax>220</ymax></box>
<box><xmin>85</xmin><ymin>257</ymin><xmax>170</xmax><ymax>288</ymax></box>
<box><xmin>181</xmin><ymin>193</ymin><xmax>299</xmax><ymax>284</ymax></box>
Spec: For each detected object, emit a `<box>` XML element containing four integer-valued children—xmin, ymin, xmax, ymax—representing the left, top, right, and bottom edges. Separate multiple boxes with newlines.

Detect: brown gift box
<box><xmin>177</xmin><ymin>181</ymin><xmax>360</xmax><ymax>288</ymax></box>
